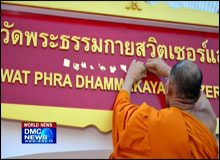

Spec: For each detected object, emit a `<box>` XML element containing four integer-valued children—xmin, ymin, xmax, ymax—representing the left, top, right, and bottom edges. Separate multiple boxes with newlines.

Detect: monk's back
<box><xmin>111</xmin><ymin>59</ymin><xmax>218</xmax><ymax>159</ymax></box>
<box><xmin>110</xmin><ymin>91</ymin><xmax>218</xmax><ymax>159</ymax></box>
<box><xmin>147</xmin><ymin>105</ymin><xmax>218</xmax><ymax>159</ymax></box>
<box><xmin>110</xmin><ymin>93</ymin><xmax>218</xmax><ymax>159</ymax></box>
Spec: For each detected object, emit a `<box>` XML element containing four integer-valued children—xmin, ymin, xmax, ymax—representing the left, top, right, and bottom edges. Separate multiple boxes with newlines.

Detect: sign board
<box><xmin>1</xmin><ymin>2</ymin><xmax>219</xmax><ymax>133</ymax></box>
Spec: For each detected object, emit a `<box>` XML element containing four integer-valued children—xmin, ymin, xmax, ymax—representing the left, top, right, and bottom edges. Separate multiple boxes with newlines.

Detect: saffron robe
<box><xmin>110</xmin><ymin>90</ymin><xmax>218</xmax><ymax>159</ymax></box>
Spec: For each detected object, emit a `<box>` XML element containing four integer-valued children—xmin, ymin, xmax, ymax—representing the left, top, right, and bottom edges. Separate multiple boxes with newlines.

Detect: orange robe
<box><xmin>109</xmin><ymin>90</ymin><xmax>218</xmax><ymax>159</ymax></box>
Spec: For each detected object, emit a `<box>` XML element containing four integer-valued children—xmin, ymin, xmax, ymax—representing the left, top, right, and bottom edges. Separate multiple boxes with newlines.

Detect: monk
<box><xmin>109</xmin><ymin>58</ymin><xmax>218</xmax><ymax>159</ymax></box>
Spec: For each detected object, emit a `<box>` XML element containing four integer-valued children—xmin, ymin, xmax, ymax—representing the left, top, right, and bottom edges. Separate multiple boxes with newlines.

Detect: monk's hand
<box><xmin>126</xmin><ymin>59</ymin><xmax>146</xmax><ymax>83</ymax></box>
<box><xmin>146</xmin><ymin>58</ymin><xmax>171</xmax><ymax>78</ymax></box>
<box><xmin>121</xmin><ymin>59</ymin><xmax>146</xmax><ymax>94</ymax></box>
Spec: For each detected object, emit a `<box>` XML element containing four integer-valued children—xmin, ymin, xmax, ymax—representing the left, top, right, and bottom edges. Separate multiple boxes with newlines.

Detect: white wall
<box><xmin>1</xmin><ymin>120</ymin><xmax>113</xmax><ymax>159</ymax></box>
<box><xmin>1</xmin><ymin>119</ymin><xmax>219</xmax><ymax>159</ymax></box>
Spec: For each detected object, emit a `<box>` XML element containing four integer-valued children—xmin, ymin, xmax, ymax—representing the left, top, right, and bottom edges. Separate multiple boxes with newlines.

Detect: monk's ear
<box><xmin>198</xmin><ymin>90</ymin><xmax>202</xmax><ymax>99</ymax></box>
<box><xmin>167</xmin><ymin>80</ymin><xmax>174</xmax><ymax>96</ymax></box>
<box><xmin>195</xmin><ymin>90</ymin><xmax>202</xmax><ymax>103</ymax></box>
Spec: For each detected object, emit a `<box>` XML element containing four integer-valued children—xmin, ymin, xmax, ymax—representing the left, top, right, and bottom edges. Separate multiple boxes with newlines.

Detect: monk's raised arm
<box><xmin>113</xmin><ymin>59</ymin><xmax>145</xmax><ymax>112</ymax></box>
<box><xmin>121</xmin><ymin>59</ymin><xmax>146</xmax><ymax>95</ymax></box>
<box><xmin>113</xmin><ymin>90</ymin><xmax>132</xmax><ymax>111</ymax></box>
<box><xmin>112</xmin><ymin>90</ymin><xmax>139</xmax><ymax>147</ymax></box>
<box><xmin>112</xmin><ymin>60</ymin><xmax>146</xmax><ymax>146</ymax></box>
<box><xmin>194</xmin><ymin>92</ymin><xmax>217</xmax><ymax>138</ymax></box>
<box><xmin>145</xmin><ymin>58</ymin><xmax>171</xmax><ymax>78</ymax></box>
<box><xmin>113</xmin><ymin>59</ymin><xmax>146</xmax><ymax>114</ymax></box>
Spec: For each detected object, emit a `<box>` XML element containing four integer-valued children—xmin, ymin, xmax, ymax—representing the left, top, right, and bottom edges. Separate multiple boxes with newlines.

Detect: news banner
<box><xmin>22</xmin><ymin>122</ymin><xmax>56</xmax><ymax>144</ymax></box>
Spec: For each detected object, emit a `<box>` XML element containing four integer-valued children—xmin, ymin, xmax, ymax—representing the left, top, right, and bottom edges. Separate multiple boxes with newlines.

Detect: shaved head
<box><xmin>169</xmin><ymin>60</ymin><xmax>203</xmax><ymax>103</ymax></box>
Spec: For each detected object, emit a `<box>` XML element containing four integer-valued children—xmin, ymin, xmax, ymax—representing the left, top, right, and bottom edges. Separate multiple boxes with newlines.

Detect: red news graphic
<box><xmin>22</xmin><ymin>122</ymin><xmax>56</xmax><ymax>128</ymax></box>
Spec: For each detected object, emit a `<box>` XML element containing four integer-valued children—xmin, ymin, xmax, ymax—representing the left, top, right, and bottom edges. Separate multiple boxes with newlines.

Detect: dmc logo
<box><xmin>24</xmin><ymin>128</ymin><xmax>48</xmax><ymax>141</ymax></box>
<box><xmin>24</xmin><ymin>128</ymin><xmax>42</xmax><ymax>134</ymax></box>
<box><xmin>22</xmin><ymin>122</ymin><xmax>56</xmax><ymax>144</ymax></box>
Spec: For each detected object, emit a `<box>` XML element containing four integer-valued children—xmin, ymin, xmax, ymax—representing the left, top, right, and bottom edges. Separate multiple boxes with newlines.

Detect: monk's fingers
<box><xmin>137</xmin><ymin>62</ymin><xmax>146</xmax><ymax>71</ymax></box>
<box><xmin>131</xmin><ymin>59</ymin><xmax>136</xmax><ymax>65</ymax></box>
<box><xmin>147</xmin><ymin>58</ymin><xmax>153</xmax><ymax>62</ymax></box>
<box><xmin>128</xmin><ymin>59</ymin><xmax>136</xmax><ymax>70</ymax></box>
<box><xmin>136</xmin><ymin>61</ymin><xmax>143</xmax><ymax>64</ymax></box>
<box><xmin>147</xmin><ymin>68</ymin><xmax>157</xmax><ymax>75</ymax></box>
<box><xmin>146</xmin><ymin>61</ymin><xmax>156</xmax><ymax>69</ymax></box>
<box><xmin>141</xmin><ymin>69</ymin><xmax>147</xmax><ymax>78</ymax></box>
<box><xmin>140</xmin><ymin>62</ymin><xmax>145</xmax><ymax>67</ymax></box>
<box><xmin>139</xmin><ymin>61</ymin><xmax>146</xmax><ymax>66</ymax></box>
<box><xmin>146</xmin><ymin>58</ymin><xmax>155</xmax><ymax>64</ymax></box>
<box><xmin>134</xmin><ymin>61</ymin><xmax>145</xmax><ymax>69</ymax></box>
<box><xmin>141</xmin><ymin>64</ymin><xmax>146</xmax><ymax>71</ymax></box>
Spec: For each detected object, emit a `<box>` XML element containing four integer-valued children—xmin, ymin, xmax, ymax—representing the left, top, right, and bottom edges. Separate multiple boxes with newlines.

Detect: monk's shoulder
<box><xmin>181</xmin><ymin>110</ymin><xmax>216</xmax><ymax>137</ymax></box>
<box><xmin>150</xmin><ymin>107</ymin><xmax>182</xmax><ymax>119</ymax></box>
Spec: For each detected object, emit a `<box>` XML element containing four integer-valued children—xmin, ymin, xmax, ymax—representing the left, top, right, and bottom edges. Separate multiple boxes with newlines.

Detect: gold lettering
<box><xmin>53</xmin><ymin>73</ymin><xmax>63</xmax><ymax>87</ymax></box>
<box><xmin>94</xmin><ymin>76</ymin><xmax>103</xmax><ymax>90</ymax></box>
<box><xmin>44</xmin><ymin>72</ymin><xmax>53</xmax><ymax>87</ymax></box>
<box><xmin>22</xmin><ymin>70</ymin><xmax>31</xmax><ymax>84</ymax></box>
<box><xmin>104</xmin><ymin>77</ymin><xmax>113</xmax><ymax>90</ymax></box>
<box><xmin>76</xmin><ymin>75</ymin><xmax>84</xmax><ymax>88</ymax></box>
<box><xmin>213</xmin><ymin>86</ymin><xmax>219</xmax><ymax>98</ymax></box>
<box><xmin>114</xmin><ymin>78</ymin><xmax>124</xmax><ymax>91</ymax></box>
<box><xmin>63</xmin><ymin>74</ymin><xmax>72</xmax><ymax>88</ymax></box>
<box><xmin>85</xmin><ymin>75</ymin><xmax>94</xmax><ymax>89</ymax></box>
<box><xmin>12</xmin><ymin>70</ymin><xmax>22</xmax><ymax>84</ymax></box>
<box><xmin>150</xmin><ymin>81</ymin><xmax>158</xmax><ymax>94</ymax></box>
<box><xmin>1</xmin><ymin>68</ymin><xmax>14</xmax><ymax>83</ymax></box>
<box><xmin>34</xmin><ymin>71</ymin><xmax>43</xmax><ymax>85</ymax></box>
<box><xmin>25</xmin><ymin>31</ymin><xmax>38</xmax><ymax>47</ymax></box>
<box><xmin>157</xmin><ymin>82</ymin><xmax>165</xmax><ymax>94</ymax></box>
<box><xmin>133</xmin><ymin>80</ymin><xmax>143</xmax><ymax>93</ymax></box>
<box><xmin>206</xmin><ymin>85</ymin><xmax>213</xmax><ymax>98</ymax></box>
<box><xmin>142</xmin><ymin>80</ymin><xmax>151</xmax><ymax>93</ymax></box>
